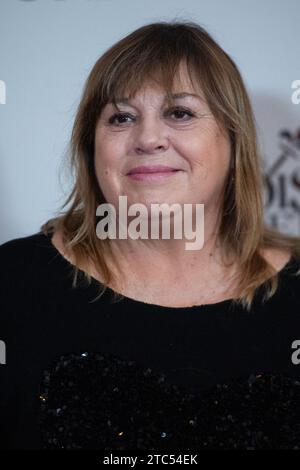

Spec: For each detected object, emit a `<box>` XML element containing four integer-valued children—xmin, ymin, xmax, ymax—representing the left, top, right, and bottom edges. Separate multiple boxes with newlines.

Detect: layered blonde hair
<box><xmin>41</xmin><ymin>19</ymin><xmax>300</xmax><ymax>310</ymax></box>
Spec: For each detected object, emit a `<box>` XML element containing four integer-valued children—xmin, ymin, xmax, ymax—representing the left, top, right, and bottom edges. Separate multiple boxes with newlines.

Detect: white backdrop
<box><xmin>1</xmin><ymin>0</ymin><xmax>300</xmax><ymax>243</ymax></box>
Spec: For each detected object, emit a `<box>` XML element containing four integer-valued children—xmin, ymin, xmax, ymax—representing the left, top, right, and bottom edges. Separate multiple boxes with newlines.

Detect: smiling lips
<box><xmin>126</xmin><ymin>165</ymin><xmax>182</xmax><ymax>181</ymax></box>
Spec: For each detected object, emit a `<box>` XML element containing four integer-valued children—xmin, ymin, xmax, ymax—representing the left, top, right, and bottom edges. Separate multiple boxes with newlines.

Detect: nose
<box><xmin>133</xmin><ymin>118</ymin><xmax>170</xmax><ymax>156</ymax></box>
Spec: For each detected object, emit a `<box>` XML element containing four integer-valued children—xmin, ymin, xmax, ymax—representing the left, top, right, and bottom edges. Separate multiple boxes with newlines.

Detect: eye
<box><xmin>108</xmin><ymin>112</ymin><xmax>134</xmax><ymax>125</ymax></box>
<box><xmin>107</xmin><ymin>106</ymin><xmax>195</xmax><ymax>126</ymax></box>
<box><xmin>167</xmin><ymin>106</ymin><xmax>195</xmax><ymax>121</ymax></box>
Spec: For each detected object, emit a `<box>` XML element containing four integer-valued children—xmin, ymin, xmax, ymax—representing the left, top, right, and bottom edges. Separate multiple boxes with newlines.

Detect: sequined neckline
<box><xmin>41</xmin><ymin>230</ymin><xmax>298</xmax><ymax>312</ymax></box>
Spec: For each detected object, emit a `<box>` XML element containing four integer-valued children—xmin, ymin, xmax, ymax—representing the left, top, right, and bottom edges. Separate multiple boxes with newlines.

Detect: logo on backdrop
<box><xmin>264</xmin><ymin>128</ymin><xmax>300</xmax><ymax>235</ymax></box>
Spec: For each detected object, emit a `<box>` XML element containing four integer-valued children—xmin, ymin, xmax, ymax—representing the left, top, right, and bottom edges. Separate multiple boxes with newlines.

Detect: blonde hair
<box><xmin>41</xmin><ymin>19</ymin><xmax>300</xmax><ymax>311</ymax></box>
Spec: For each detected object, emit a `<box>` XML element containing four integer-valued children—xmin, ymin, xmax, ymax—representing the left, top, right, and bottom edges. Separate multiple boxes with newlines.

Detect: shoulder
<box><xmin>262</xmin><ymin>247</ymin><xmax>300</xmax><ymax>310</ymax></box>
<box><xmin>0</xmin><ymin>231</ymin><xmax>45</xmax><ymax>252</ymax></box>
<box><xmin>0</xmin><ymin>231</ymin><xmax>56</xmax><ymax>290</ymax></box>
<box><xmin>0</xmin><ymin>231</ymin><xmax>48</xmax><ymax>267</ymax></box>
<box><xmin>0</xmin><ymin>232</ymin><xmax>49</xmax><ymax>335</ymax></box>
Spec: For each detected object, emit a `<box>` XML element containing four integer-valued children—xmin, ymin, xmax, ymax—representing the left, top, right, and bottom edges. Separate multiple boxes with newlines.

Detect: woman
<box><xmin>1</xmin><ymin>20</ymin><xmax>300</xmax><ymax>451</ymax></box>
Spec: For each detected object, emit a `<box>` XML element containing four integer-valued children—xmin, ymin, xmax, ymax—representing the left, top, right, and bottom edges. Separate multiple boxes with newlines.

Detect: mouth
<box><xmin>126</xmin><ymin>169</ymin><xmax>182</xmax><ymax>182</ymax></box>
<box><xmin>126</xmin><ymin>165</ymin><xmax>183</xmax><ymax>182</ymax></box>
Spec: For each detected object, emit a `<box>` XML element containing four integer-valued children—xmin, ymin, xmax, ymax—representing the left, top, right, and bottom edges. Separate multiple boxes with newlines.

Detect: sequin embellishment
<box><xmin>38</xmin><ymin>351</ymin><xmax>300</xmax><ymax>450</ymax></box>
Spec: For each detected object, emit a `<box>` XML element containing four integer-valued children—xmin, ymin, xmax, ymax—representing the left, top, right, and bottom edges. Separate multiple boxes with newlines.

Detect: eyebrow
<box><xmin>113</xmin><ymin>92</ymin><xmax>203</xmax><ymax>104</ymax></box>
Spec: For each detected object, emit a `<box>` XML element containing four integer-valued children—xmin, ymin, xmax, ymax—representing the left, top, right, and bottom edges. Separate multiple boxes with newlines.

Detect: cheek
<box><xmin>186</xmin><ymin>126</ymin><xmax>230</xmax><ymax>174</ymax></box>
<box><xmin>94</xmin><ymin>142</ymin><xmax>126</xmax><ymax>204</ymax></box>
<box><xmin>94</xmin><ymin>150</ymin><xmax>112</xmax><ymax>198</ymax></box>
<box><xmin>94</xmin><ymin>162</ymin><xmax>116</xmax><ymax>200</ymax></box>
<box><xmin>94</xmin><ymin>138</ymin><xmax>121</xmax><ymax>181</ymax></box>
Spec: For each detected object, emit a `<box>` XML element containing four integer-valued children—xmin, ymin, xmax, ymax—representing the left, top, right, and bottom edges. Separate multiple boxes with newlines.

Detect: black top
<box><xmin>1</xmin><ymin>231</ymin><xmax>300</xmax><ymax>450</ymax></box>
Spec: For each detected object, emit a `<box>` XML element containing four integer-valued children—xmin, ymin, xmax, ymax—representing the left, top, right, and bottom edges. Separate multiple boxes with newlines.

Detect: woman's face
<box><xmin>94</xmin><ymin>64</ymin><xmax>232</xmax><ymax>217</ymax></box>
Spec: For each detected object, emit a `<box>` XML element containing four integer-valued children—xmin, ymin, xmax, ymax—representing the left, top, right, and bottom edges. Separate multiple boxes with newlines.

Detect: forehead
<box><xmin>113</xmin><ymin>90</ymin><xmax>204</xmax><ymax>106</ymax></box>
<box><xmin>108</xmin><ymin>60</ymin><xmax>205</xmax><ymax>106</ymax></box>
